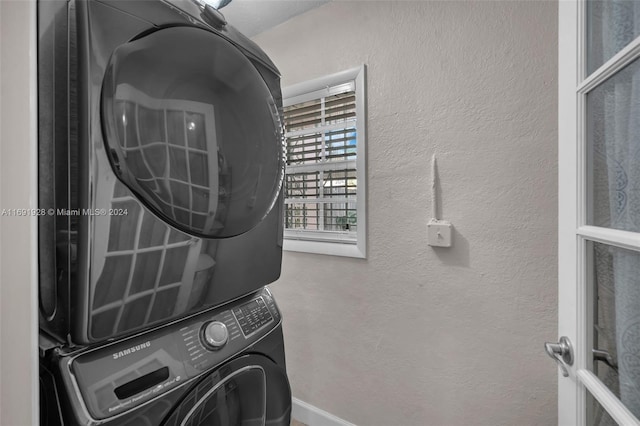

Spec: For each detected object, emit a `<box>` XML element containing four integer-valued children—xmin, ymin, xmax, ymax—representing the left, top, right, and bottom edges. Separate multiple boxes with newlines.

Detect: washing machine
<box><xmin>40</xmin><ymin>287</ymin><xmax>292</xmax><ymax>425</ymax></box>
<box><xmin>38</xmin><ymin>0</ymin><xmax>286</xmax><ymax>346</ymax></box>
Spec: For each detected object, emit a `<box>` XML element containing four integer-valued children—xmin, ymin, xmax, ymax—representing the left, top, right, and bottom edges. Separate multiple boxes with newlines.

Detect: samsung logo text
<box><xmin>112</xmin><ymin>341</ymin><xmax>151</xmax><ymax>360</ymax></box>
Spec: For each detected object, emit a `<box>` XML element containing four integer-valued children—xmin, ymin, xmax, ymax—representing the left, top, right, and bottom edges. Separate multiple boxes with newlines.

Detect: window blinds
<box><xmin>283</xmin><ymin>85</ymin><xmax>358</xmax><ymax>241</ymax></box>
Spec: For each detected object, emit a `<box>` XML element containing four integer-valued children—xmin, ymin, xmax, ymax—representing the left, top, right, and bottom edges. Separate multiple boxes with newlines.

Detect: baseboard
<box><xmin>291</xmin><ymin>397</ymin><xmax>356</xmax><ymax>426</ymax></box>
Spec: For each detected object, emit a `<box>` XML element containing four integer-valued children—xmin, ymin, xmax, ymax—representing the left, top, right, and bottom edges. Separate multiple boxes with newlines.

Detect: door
<box><xmin>557</xmin><ymin>0</ymin><xmax>640</xmax><ymax>424</ymax></box>
<box><xmin>161</xmin><ymin>354</ymin><xmax>291</xmax><ymax>426</ymax></box>
<box><xmin>101</xmin><ymin>26</ymin><xmax>285</xmax><ymax>239</ymax></box>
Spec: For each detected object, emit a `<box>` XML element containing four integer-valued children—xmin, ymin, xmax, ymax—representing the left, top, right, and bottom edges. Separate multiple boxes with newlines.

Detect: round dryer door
<box><xmin>102</xmin><ymin>27</ymin><xmax>284</xmax><ymax>238</ymax></box>
<box><xmin>162</xmin><ymin>355</ymin><xmax>291</xmax><ymax>426</ymax></box>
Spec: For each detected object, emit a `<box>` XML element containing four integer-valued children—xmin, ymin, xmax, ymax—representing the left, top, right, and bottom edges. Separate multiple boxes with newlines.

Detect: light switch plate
<box><xmin>427</xmin><ymin>220</ymin><xmax>452</xmax><ymax>247</ymax></box>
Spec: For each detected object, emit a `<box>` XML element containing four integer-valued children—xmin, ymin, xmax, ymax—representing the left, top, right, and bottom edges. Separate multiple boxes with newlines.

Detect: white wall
<box><xmin>0</xmin><ymin>1</ymin><xmax>39</xmax><ymax>425</ymax></box>
<box><xmin>254</xmin><ymin>1</ymin><xmax>559</xmax><ymax>425</ymax></box>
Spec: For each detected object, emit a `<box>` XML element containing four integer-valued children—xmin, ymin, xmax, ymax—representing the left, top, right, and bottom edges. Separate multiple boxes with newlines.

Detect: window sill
<box><xmin>283</xmin><ymin>238</ymin><xmax>365</xmax><ymax>258</ymax></box>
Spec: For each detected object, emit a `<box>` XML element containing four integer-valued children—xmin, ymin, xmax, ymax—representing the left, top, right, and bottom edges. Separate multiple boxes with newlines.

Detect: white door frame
<box><xmin>0</xmin><ymin>1</ymin><xmax>39</xmax><ymax>424</ymax></box>
<box><xmin>558</xmin><ymin>2</ymin><xmax>580</xmax><ymax>425</ymax></box>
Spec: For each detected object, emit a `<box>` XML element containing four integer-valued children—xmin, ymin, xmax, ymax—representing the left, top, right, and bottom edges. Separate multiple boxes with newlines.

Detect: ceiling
<box><xmin>220</xmin><ymin>0</ymin><xmax>330</xmax><ymax>38</ymax></box>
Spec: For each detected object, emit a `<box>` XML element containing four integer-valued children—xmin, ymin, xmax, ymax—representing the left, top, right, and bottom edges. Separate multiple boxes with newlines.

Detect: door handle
<box><xmin>593</xmin><ymin>348</ymin><xmax>618</xmax><ymax>372</ymax></box>
<box><xmin>545</xmin><ymin>336</ymin><xmax>574</xmax><ymax>377</ymax></box>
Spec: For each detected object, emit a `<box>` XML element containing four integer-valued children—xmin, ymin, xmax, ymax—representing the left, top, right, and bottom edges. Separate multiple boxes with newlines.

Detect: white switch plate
<box><xmin>427</xmin><ymin>220</ymin><xmax>452</xmax><ymax>247</ymax></box>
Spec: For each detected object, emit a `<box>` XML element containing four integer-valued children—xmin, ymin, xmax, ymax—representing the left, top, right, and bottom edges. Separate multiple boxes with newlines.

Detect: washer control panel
<box><xmin>233</xmin><ymin>297</ymin><xmax>274</xmax><ymax>337</ymax></box>
<box><xmin>69</xmin><ymin>288</ymin><xmax>281</xmax><ymax>421</ymax></box>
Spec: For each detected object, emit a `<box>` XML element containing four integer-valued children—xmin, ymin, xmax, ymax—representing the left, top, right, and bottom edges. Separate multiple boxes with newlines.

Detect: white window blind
<box><xmin>282</xmin><ymin>66</ymin><xmax>366</xmax><ymax>258</ymax></box>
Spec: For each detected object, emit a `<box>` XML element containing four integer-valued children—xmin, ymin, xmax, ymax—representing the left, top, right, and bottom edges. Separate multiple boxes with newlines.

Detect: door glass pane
<box><xmin>102</xmin><ymin>27</ymin><xmax>285</xmax><ymax>238</ymax></box>
<box><xmin>591</xmin><ymin>242</ymin><xmax>640</xmax><ymax>419</ymax></box>
<box><xmin>166</xmin><ymin>367</ymin><xmax>266</xmax><ymax>426</ymax></box>
<box><xmin>587</xmin><ymin>1</ymin><xmax>640</xmax><ymax>75</ymax></box>
<box><xmin>587</xmin><ymin>56</ymin><xmax>640</xmax><ymax>231</ymax></box>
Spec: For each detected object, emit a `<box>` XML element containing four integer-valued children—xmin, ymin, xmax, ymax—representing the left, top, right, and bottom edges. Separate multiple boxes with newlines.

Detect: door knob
<box><xmin>545</xmin><ymin>336</ymin><xmax>574</xmax><ymax>377</ymax></box>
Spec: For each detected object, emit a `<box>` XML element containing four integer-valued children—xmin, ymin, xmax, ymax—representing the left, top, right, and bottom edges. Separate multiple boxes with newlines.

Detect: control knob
<box><xmin>201</xmin><ymin>321</ymin><xmax>228</xmax><ymax>350</ymax></box>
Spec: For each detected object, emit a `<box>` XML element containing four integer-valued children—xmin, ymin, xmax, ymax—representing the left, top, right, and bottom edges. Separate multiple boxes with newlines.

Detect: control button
<box><xmin>201</xmin><ymin>321</ymin><xmax>228</xmax><ymax>350</ymax></box>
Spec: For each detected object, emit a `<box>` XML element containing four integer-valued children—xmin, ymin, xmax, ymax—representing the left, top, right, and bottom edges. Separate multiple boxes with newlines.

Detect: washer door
<box><xmin>162</xmin><ymin>355</ymin><xmax>291</xmax><ymax>426</ymax></box>
<box><xmin>102</xmin><ymin>26</ymin><xmax>284</xmax><ymax>238</ymax></box>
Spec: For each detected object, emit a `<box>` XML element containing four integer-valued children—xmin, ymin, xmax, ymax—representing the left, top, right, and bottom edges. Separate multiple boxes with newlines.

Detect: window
<box><xmin>282</xmin><ymin>66</ymin><xmax>367</xmax><ymax>258</ymax></box>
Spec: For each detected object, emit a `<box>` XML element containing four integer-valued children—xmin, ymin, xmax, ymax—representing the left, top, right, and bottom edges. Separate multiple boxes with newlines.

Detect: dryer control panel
<box><xmin>65</xmin><ymin>288</ymin><xmax>281</xmax><ymax>421</ymax></box>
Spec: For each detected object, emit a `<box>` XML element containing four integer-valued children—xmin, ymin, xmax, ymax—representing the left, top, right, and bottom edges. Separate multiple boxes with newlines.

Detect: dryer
<box><xmin>40</xmin><ymin>287</ymin><xmax>292</xmax><ymax>425</ymax></box>
<box><xmin>38</xmin><ymin>0</ymin><xmax>286</xmax><ymax>345</ymax></box>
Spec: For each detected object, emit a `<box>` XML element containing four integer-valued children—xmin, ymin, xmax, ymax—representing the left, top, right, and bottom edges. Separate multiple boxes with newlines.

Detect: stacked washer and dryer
<box><xmin>37</xmin><ymin>0</ymin><xmax>291</xmax><ymax>424</ymax></box>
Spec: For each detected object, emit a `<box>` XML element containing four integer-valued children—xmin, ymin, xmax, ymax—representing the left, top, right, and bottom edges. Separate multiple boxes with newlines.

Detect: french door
<box><xmin>558</xmin><ymin>0</ymin><xmax>640</xmax><ymax>424</ymax></box>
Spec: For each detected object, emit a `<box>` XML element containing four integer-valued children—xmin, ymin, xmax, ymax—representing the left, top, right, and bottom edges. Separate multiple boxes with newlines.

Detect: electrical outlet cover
<box><xmin>427</xmin><ymin>220</ymin><xmax>452</xmax><ymax>247</ymax></box>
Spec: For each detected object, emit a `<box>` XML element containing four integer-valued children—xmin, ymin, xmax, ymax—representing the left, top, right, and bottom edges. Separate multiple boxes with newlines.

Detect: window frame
<box><xmin>281</xmin><ymin>65</ymin><xmax>367</xmax><ymax>258</ymax></box>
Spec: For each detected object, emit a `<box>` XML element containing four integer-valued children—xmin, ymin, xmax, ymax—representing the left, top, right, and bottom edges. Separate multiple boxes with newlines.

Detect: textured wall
<box><xmin>253</xmin><ymin>1</ymin><xmax>558</xmax><ymax>425</ymax></box>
